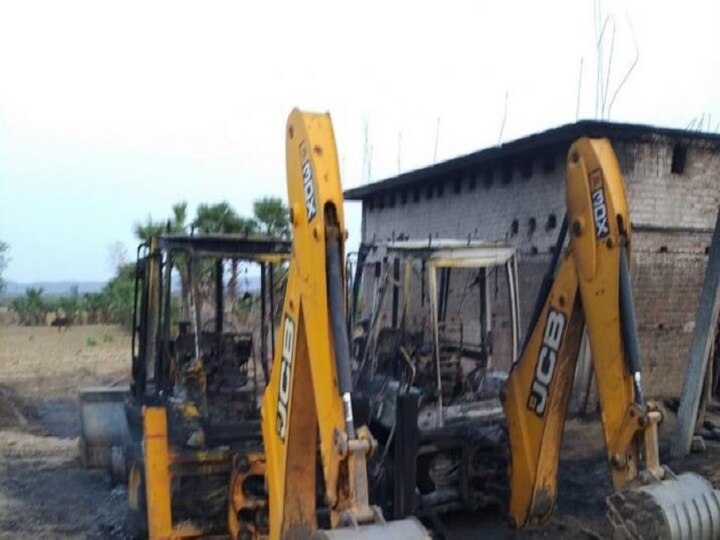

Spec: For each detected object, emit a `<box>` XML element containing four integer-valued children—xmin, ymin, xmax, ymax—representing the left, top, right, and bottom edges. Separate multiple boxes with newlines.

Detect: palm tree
<box><xmin>83</xmin><ymin>292</ymin><xmax>107</xmax><ymax>324</ymax></box>
<box><xmin>193</xmin><ymin>202</ymin><xmax>258</xmax><ymax>319</ymax></box>
<box><xmin>194</xmin><ymin>202</ymin><xmax>257</xmax><ymax>235</ymax></box>
<box><xmin>170</xmin><ymin>201</ymin><xmax>188</xmax><ymax>234</ymax></box>
<box><xmin>12</xmin><ymin>287</ymin><xmax>46</xmax><ymax>325</ymax></box>
<box><xmin>253</xmin><ymin>196</ymin><xmax>290</xmax><ymax>238</ymax></box>
<box><xmin>133</xmin><ymin>218</ymin><xmax>166</xmax><ymax>243</ymax></box>
<box><xmin>58</xmin><ymin>285</ymin><xmax>80</xmax><ymax>321</ymax></box>
<box><xmin>133</xmin><ymin>200</ymin><xmax>189</xmax><ymax>242</ymax></box>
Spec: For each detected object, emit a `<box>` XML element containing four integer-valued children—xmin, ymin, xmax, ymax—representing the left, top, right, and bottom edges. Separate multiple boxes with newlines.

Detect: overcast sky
<box><xmin>1</xmin><ymin>0</ymin><xmax>719</xmax><ymax>282</ymax></box>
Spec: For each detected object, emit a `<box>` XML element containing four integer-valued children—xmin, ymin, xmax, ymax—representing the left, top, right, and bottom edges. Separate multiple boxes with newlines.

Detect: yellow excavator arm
<box><xmin>229</xmin><ymin>109</ymin><xmax>428</xmax><ymax>540</ymax></box>
<box><xmin>503</xmin><ymin>138</ymin><xmax>720</xmax><ymax>538</ymax></box>
<box><xmin>261</xmin><ymin>111</ymin><xmax>355</xmax><ymax>534</ymax></box>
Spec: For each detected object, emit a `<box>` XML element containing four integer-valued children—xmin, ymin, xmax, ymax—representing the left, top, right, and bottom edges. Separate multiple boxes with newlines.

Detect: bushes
<box><xmin>101</xmin><ymin>263</ymin><xmax>136</xmax><ymax>327</ymax></box>
<box><xmin>11</xmin><ymin>287</ymin><xmax>46</xmax><ymax>326</ymax></box>
<box><xmin>9</xmin><ymin>264</ymin><xmax>137</xmax><ymax>327</ymax></box>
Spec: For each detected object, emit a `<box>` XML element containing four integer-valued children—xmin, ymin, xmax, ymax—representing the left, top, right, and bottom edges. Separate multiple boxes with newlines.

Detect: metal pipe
<box><xmin>400</xmin><ymin>258</ymin><xmax>412</xmax><ymax>336</ymax></box>
<box><xmin>421</xmin><ymin>259</ymin><xmax>426</xmax><ymax>308</ymax></box>
<box><xmin>269</xmin><ymin>262</ymin><xmax>275</xmax><ymax>360</ymax></box>
<box><xmin>149</xmin><ymin>248</ymin><xmax>162</xmax><ymax>394</ymax></box>
<box><xmin>131</xmin><ymin>247</ymin><xmax>144</xmax><ymax>398</ymax></box>
<box><xmin>160</xmin><ymin>251</ymin><xmax>173</xmax><ymax>394</ymax></box>
<box><xmin>428</xmin><ymin>263</ymin><xmax>443</xmax><ymax>427</ymax></box>
<box><xmin>350</xmin><ymin>243</ymin><xmax>370</xmax><ymax>332</ymax></box>
<box><xmin>512</xmin><ymin>253</ymin><xmax>521</xmax><ymax>359</ymax></box>
<box><xmin>372</xmin><ymin>261</ymin><xmax>382</xmax><ymax>316</ymax></box>
<box><xmin>619</xmin><ymin>246</ymin><xmax>645</xmax><ymax>406</ymax></box>
<box><xmin>345</xmin><ymin>254</ymin><xmax>353</xmax><ymax>334</ymax></box>
<box><xmin>326</xmin><ymin>231</ymin><xmax>356</xmax><ymax>439</ymax></box>
<box><xmin>353</xmin><ymin>262</ymin><xmax>391</xmax><ymax>386</ymax></box>
<box><xmin>215</xmin><ymin>259</ymin><xmax>223</xmax><ymax>334</ymax></box>
<box><xmin>479</xmin><ymin>268</ymin><xmax>488</xmax><ymax>348</ymax></box>
<box><xmin>506</xmin><ymin>260</ymin><xmax>518</xmax><ymax>364</ymax></box>
<box><xmin>391</xmin><ymin>257</ymin><xmax>400</xmax><ymax>328</ymax></box>
<box><xmin>130</xmin><ymin>243</ymin><xmax>145</xmax><ymax>391</ymax></box>
<box><xmin>187</xmin><ymin>254</ymin><xmax>202</xmax><ymax>368</ymax></box>
<box><xmin>259</xmin><ymin>262</ymin><xmax>270</xmax><ymax>384</ymax></box>
<box><xmin>438</xmin><ymin>268</ymin><xmax>447</xmax><ymax>323</ymax></box>
<box><xmin>522</xmin><ymin>215</ymin><xmax>568</xmax><ymax>352</ymax></box>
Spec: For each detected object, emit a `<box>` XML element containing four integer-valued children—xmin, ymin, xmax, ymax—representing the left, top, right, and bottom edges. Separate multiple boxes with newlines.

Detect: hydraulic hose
<box><xmin>521</xmin><ymin>215</ymin><xmax>568</xmax><ymax>353</ymax></box>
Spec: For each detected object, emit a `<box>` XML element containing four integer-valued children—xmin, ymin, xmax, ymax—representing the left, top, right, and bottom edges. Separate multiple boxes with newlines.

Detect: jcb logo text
<box><xmin>276</xmin><ymin>316</ymin><xmax>295</xmax><ymax>441</ymax></box>
<box><xmin>528</xmin><ymin>309</ymin><xmax>566</xmax><ymax>416</ymax></box>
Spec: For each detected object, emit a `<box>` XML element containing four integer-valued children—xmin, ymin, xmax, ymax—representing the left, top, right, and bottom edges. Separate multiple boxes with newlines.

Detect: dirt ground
<box><xmin>0</xmin><ymin>324</ymin><xmax>718</xmax><ymax>539</ymax></box>
<box><xmin>0</xmin><ymin>325</ymin><xmax>129</xmax><ymax>539</ymax></box>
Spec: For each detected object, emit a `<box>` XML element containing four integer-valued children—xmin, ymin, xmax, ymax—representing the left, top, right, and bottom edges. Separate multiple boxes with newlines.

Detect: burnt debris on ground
<box><xmin>0</xmin><ymin>325</ymin><xmax>718</xmax><ymax>539</ymax></box>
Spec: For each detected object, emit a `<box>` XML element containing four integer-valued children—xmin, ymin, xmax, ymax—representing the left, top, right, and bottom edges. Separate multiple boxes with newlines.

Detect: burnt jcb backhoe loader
<box><xmin>349</xmin><ymin>240</ymin><xmax>519</xmax><ymax>519</ymax></box>
<box><xmin>344</xmin><ymin>137</ymin><xmax>720</xmax><ymax>539</ymax></box>
<box><xmin>226</xmin><ymin>109</ymin><xmax>428</xmax><ymax>539</ymax></box>
<box><xmin>503</xmin><ymin>137</ymin><xmax>720</xmax><ymax>539</ymax></box>
<box><xmin>115</xmin><ymin>234</ymin><xmax>290</xmax><ymax>538</ymax></box>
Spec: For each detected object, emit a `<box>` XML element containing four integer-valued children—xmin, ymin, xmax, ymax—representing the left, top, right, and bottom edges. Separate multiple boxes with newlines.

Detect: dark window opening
<box><xmin>671</xmin><ymin>144</ymin><xmax>687</xmax><ymax>175</ymax></box>
<box><xmin>542</xmin><ymin>154</ymin><xmax>556</xmax><ymax>173</ymax></box>
<box><xmin>378</xmin><ymin>195</ymin><xmax>385</xmax><ymax>210</ymax></box>
<box><xmin>367</xmin><ymin>198</ymin><xmax>374</xmax><ymax>211</ymax></box>
<box><xmin>528</xmin><ymin>217</ymin><xmax>536</xmax><ymax>233</ymax></box>
<box><xmin>469</xmin><ymin>176</ymin><xmax>477</xmax><ymax>191</ymax></box>
<box><xmin>388</xmin><ymin>193</ymin><xmax>395</xmax><ymax>208</ymax></box>
<box><xmin>437</xmin><ymin>183</ymin><xmax>444</xmax><ymax>198</ymax></box>
<box><xmin>658</xmin><ymin>246</ymin><xmax>668</xmax><ymax>253</ymax></box>
<box><xmin>454</xmin><ymin>178</ymin><xmax>462</xmax><ymax>193</ymax></box>
<box><xmin>521</xmin><ymin>159</ymin><xmax>533</xmax><ymax>179</ymax></box>
<box><xmin>510</xmin><ymin>219</ymin><xmax>519</xmax><ymax>236</ymax></box>
<box><xmin>413</xmin><ymin>187</ymin><xmax>420</xmax><ymax>202</ymax></box>
<box><xmin>530</xmin><ymin>246</ymin><xmax>539</xmax><ymax>254</ymax></box>
<box><xmin>502</xmin><ymin>163</ymin><xmax>513</xmax><ymax>184</ymax></box>
<box><xmin>400</xmin><ymin>190</ymin><xmax>408</xmax><ymax>205</ymax></box>
<box><xmin>546</xmin><ymin>213</ymin><xmax>557</xmax><ymax>230</ymax></box>
<box><xmin>705</xmin><ymin>246</ymin><xmax>711</xmax><ymax>255</ymax></box>
<box><xmin>483</xmin><ymin>169</ymin><xmax>493</xmax><ymax>188</ymax></box>
<box><xmin>426</xmin><ymin>185</ymin><xmax>434</xmax><ymax>199</ymax></box>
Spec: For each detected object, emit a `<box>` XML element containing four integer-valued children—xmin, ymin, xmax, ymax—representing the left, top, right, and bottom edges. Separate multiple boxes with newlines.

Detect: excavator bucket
<box><xmin>310</xmin><ymin>517</ymin><xmax>430</xmax><ymax>540</ymax></box>
<box><xmin>607</xmin><ymin>472</ymin><xmax>720</xmax><ymax>540</ymax></box>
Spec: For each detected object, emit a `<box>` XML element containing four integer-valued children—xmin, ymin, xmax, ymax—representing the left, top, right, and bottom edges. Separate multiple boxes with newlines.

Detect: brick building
<box><xmin>345</xmin><ymin>121</ymin><xmax>720</xmax><ymax>398</ymax></box>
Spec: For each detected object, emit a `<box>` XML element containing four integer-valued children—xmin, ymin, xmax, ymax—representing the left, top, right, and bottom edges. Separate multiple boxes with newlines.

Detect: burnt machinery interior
<box><xmin>348</xmin><ymin>240</ymin><xmax>520</xmax><ymax>522</ymax></box>
<box><xmin>126</xmin><ymin>234</ymin><xmax>290</xmax><ymax>531</ymax></box>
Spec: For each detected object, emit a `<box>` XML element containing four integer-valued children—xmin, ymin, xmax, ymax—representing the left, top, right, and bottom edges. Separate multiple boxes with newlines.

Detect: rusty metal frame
<box><xmin>157</xmin><ymin>234</ymin><xmax>290</xmax><ymax>263</ymax></box>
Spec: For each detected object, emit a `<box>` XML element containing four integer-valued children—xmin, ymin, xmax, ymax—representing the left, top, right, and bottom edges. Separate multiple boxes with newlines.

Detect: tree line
<box><xmin>3</xmin><ymin>197</ymin><xmax>288</xmax><ymax>327</ymax></box>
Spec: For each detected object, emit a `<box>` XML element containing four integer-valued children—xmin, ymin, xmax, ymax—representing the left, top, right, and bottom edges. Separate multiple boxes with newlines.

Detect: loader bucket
<box><xmin>310</xmin><ymin>517</ymin><xmax>430</xmax><ymax>540</ymax></box>
<box><xmin>78</xmin><ymin>386</ymin><xmax>130</xmax><ymax>471</ymax></box>
<box><xmin>607</xmin><ymin>472</ymin><xmax>720</xmax><ymax>540</ymax></box>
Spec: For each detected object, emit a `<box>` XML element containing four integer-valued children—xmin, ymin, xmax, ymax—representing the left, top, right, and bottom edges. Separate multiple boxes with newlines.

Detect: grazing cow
<box><xmin>51</xmin><ymin>316</ymin><xmax>71</xmax><ymax>331</ymax></box>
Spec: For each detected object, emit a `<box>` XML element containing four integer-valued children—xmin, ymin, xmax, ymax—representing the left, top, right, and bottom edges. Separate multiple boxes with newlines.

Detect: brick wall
<box><xmin>359</xmin><ymin>138</ymin><xmax>720</xmax><ymax>398</ymax></box>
